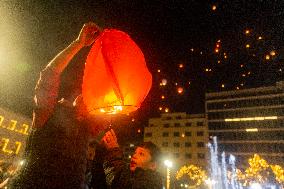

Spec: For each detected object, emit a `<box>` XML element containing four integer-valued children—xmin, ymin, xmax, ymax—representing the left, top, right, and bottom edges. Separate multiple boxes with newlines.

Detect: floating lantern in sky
<box><xmin>270</xmin><ymin>50</ymin><xmax>276</xmax><ymax>56</ymax></box>
<box><xmin>82</xmin><ymin>29</ymin><xmax>152</xmax><ymax>115</ymax></box>
<box><xmin>161</xmin><ymin>79</ymin><xmax>167</xmax><ymax>86</ymax></box>
<box><xmin>177</xmin><ymin>87</ymin><xmax>184</xmax><ymax>94</ymax></box>
<box><xmin>245</xmin><ymin>29</ymin><xmax>250</xmax><ymax>34</ymax></box>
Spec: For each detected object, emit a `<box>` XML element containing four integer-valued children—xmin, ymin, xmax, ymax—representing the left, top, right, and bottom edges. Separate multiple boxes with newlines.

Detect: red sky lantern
<box><xmin>82</xmin><ymin>29</ymin><xmax>152</xmax><ymax>115</ymax></box>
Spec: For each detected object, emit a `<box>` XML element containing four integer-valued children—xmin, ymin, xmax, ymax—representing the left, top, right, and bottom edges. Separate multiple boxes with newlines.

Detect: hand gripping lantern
<box><xmin>82</xmin><ymin>29</ymin><xmax>152</xmax><ymax>115</ymax></box>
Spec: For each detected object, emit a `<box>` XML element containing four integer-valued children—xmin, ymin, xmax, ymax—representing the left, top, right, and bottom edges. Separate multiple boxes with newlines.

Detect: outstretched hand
<box><xmin>76</xmin><ymin>22</ymin><xmax>101</xmax><ymax>47</ymax></box>
<box><xmin>102</xmin><ymin>129</ymin><xmax>119</xmax><ymax>149</ymax></box>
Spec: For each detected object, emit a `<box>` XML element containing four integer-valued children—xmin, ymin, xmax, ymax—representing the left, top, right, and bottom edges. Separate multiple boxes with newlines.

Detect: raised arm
<box><xmin>33</xmin><ymin>22</ymin><xmax>101</xmax><ymax>128</ymax></box>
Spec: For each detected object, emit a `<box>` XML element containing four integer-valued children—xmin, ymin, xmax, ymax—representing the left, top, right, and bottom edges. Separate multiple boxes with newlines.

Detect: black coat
<box><xmin>104</xmin><ymin>148</ymin><xmax>163</xmax><ymax>189</ymax></box>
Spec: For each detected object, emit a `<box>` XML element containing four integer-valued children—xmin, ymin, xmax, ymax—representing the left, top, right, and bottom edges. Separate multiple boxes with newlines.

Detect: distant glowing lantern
<box><xmin>165</xmin><ymin>108</ymin><xmax>169</xmax><ymax>113</ymax></box>
<box><xmin>179</xmin><ymin>64</ymin><xmax>184</xmax><ymax>68</ymax></box>
<box><xmin>161</xmin><ymin>95</ymin><xmax>165</xmax><ymax>99</ymax></box>
<box><xmin>270</xmin><ymin>50</ymin><xmax>276</xmax><ymax>56</ymax></box>
<box><xmin>161</xmin><ymin>79</ymin><xmax>167</xmax><ymax>86</ymax></box>
<box><xmin>157</xmin><ymin>69</ymin><xmax>161</xmax><ymax>73</ymax></box>
<box><xmin>177</xmin><ymin>87</ymin><xmax>184</xmax><ymax>94</ymax></box>
<box><xmin>82</xmin><ymin>29</ymin><xmax>152</xmax><ymax>115</ymax></box>
<box><xmin>245</xmin><ymin>29</ymin><xmax>250</xmax><ymax>34</ymax></box>
<box><xmin>265</xmin><ymin>55</ymin><xmax>270</xmax><ymax>60</ymax></box>
<box><xmin>246</xmin><ymin>44</ymin><xmax>250</xmax><ymax>48</ymax></box>
<box><xmin>212</xmin><ymin>5</ymin><xmax>217</xmax><ymax>11</ymax></box>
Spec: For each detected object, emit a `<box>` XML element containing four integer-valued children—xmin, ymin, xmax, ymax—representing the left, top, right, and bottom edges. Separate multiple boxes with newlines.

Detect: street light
<box><xmin>164</xmin><ymin>160</ymin><xmax>173</xmax><ymax>189</ymax></box>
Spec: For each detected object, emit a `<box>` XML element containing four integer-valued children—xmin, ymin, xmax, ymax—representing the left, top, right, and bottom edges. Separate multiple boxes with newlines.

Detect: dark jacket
<box><xmin>104</xmin><ymin>148</ymin><xmax>163</xmax><ymax>189</ymax></box>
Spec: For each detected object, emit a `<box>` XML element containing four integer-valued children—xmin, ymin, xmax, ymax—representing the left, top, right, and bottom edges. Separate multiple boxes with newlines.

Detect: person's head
<box><xmin>130</xmin><ymin>141</ymin><xmax>161</xmax><ymax>172</ymax></box>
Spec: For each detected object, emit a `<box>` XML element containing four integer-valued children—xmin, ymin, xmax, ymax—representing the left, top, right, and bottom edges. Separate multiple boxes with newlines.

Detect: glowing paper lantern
<box><xmin>82</xmin><ymin>29</ymin><xmax>152</xmax><ymax>115</ymax></box>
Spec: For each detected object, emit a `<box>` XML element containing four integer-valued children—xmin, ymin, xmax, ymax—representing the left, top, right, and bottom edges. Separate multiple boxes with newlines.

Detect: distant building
<box><xmin>0</xmin><ymin>107</ymin><xmax>32</xmax><ymax>163</ymax></box>
<box><xmin>144</xmin><ymin>112</ymin><xmax>209</xmax><ymax>168</ymax></box>
<box><xmin>205</xmin><ymin>81</ymin><xmax>284</xmax><ymax>165</ymax></box>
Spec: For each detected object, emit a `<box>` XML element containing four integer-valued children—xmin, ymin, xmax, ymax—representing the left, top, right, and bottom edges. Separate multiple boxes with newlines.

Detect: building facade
<box><xmin>205</xmin><ymin>81</ymin><xmax>284</xmax><ymax>165</ymax></box>
<box><xmin>144</xmin><ymin>112</ymin><xmax>209</xmax><ymax>168</ymax></box>
<box><xmin>0</xmin><ymin>107</ymin><xmax>31</xmax><ymax>163</ymax></box>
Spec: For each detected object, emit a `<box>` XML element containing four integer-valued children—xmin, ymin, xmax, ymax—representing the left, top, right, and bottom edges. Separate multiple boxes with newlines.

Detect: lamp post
<box><xmin>164</xmin><ymin>160</ymin><xmax>173</xmax><ymax>189</ymax></box>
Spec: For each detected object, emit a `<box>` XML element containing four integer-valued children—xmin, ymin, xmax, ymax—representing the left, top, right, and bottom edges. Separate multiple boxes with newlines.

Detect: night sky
<box><xmin>1</xmin><ymin>0</ymin><xmax>284</xmax><ymax>141</ymax></box>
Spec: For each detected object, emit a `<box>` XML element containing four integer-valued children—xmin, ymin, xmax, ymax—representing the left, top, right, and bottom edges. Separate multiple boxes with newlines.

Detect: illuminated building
<box><xmin>0</xmin><ymin>107</ymin><xmax>31</xmax><ymax>163</ymax></box>
<box><xmin>205</xmin><ymin>81</ymin><xmax>284</xmax><ymax>165</ymax></box>
<box><xmin>144</xmin><ymin>113</ymin><xmax>208</xmax><ymax>168</ymax></box>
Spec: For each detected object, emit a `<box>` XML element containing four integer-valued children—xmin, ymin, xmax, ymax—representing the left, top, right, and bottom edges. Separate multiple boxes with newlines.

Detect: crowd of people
<box><xmin>0</xmin><ymin>22</ymin><xmax>163</xmax><ymax>189</ymax></box>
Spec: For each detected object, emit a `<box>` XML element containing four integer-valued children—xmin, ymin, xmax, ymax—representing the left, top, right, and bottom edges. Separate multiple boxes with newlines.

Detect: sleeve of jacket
<box><xmin>103</xmin><ymin>147</ymin><xmax>127</xmax><ymax>187</ymax></box>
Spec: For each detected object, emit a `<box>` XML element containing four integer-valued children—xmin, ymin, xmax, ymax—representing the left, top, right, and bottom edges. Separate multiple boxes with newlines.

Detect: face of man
<box><xmin>130</xmin><ymin>147</ymin><xmax>155</xmax><ymax>171</ymax></box>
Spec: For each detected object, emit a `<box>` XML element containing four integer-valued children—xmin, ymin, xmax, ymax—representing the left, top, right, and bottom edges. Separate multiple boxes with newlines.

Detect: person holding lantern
<box><xmin>9</xmin><ymin>22</ymin><xmax>107</xmax><ymax>189</ymax></box>
<box><xmin>102</xmin><ymin>129</ymin><xmax>163</xmax><ymax>189</ymax></box>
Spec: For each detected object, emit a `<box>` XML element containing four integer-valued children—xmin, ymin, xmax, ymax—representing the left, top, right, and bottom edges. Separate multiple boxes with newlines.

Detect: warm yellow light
<box><xmin>212</xmin><ymin>5</ymin><xmax>217</xmax><ymax>11</ymax></box>
<box><xmin>205</xmin><ymin>68</ymin><xmax>209</xmax><ymax>72</ymax></box>
<box><xmin>215</xmin><ymin>48</ymin><xmax>219</xmax><ymax>53</ymax></box>
<box><xmin>258</xmin><ymin>36</ymin><xmax>262</xmax><ymax>40</ymax></box>
<box><xmin>182</xmin><ymin>133</ymin><xmax>185</xmax><ymax>137</ymax></box>
<box><xmin>218</xmin><ymin>60</ymin><xmax>221</xmax><ymax>64</ymax></box>
<box><xmin>236</xmin><ymin>86</ymin><xmax>240</xmax><ymax>90</ymax></box>
<box><xmin>242</xmin><ymin>74</ymin><xmax>246</xmax><ymax>77</ymax></box>
<box><xmin>165</xmin><ymin>108</ymin><xmax>169</xmax><ymax>113</ymax></box>
<box><xmin>224</xmin><ymin>55</ymin><xmax>227</xmax><ymax>59</ymax></box>
<box><xmin>221</xmin><ymin>84</ymin><xmax>225</xmax><ymax>88</ymax></box>
<box><xmin>246</xmin><ymin>128</ymin><xmax>258</xmax><ymax>132</ymax></box>
<box><xmin>157</xmin><ymin>69</ymin><xmax>161</xmax><ymax>73</ymax></box>
<box><xmin>246</xmin><ymin>44</ymin><xmax>250</xmax><ymax>48</ymax></box>
<box><xmin>225</xmin><ymin>116</ymin><xmax>277</xmax><ymax>122</ymax></box>
<box><xmin>161</xmin><ymin>95</ymin><xmax>165</xmax><ymax>99</ymax></box>
<box><xmin>131</xmin><ymin>118</ymin><xmax>135</xmax><ymax>122</ymax></box>
<box><xmin>159</xmin><ymin>107</ymin><xmax>163</xmax><ymax>111</ymax></box>
<box><xmin>216</xmin><ymin>44</ymin><xmax>220</xmax><ymax>48</ymax></box>
<box><xmin>270</xmin><ymin>50</ymin><xmax>276</xmax><ymax>56</ymax></box>
<box><xmin>240</xmin><ymin>64</ymin><xmax>244</xmax><ymax>68</ymax></box>
<box><xmin>190</xmin><ymin>48</ymin><xmax>194</xmax><ymax>52</ymax></box>
<box><xmin>161</xmin><ymin>79</ymin><xmax>167</xmax><ymax>86</ymax></box>
<box><xmin>100</xmin><ymin>108</ymin><xmax>106</xmax><ymax>113</ymax></box>
<box><xmin>245</xmin><ymin>29</ymin><xmax>250</xmax><ymax>34</ymax></box>
<box><xmin>179</xmin><ymin>64</ymin><xmax>184</xmax><ymax>68</ymax></box>
<box><xmin>265</xmin><ymin>55</ymin><xmax>270</xmax><ymax>60</ymax></box>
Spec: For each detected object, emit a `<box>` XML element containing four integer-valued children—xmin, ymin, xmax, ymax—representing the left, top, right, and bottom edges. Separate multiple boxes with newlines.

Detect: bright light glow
<box><xmin>215</xmin><ymin>48</ymin><xmax>219</xmax><ymax>53</ymax></box>
<box><xmin>221</xmin><ymin>84</ymin><xmax>225</xmax><ymax>88</ymax></box>
<box><xmin>250</xmin><ymin>183</ymin><xmax>262</xmax><ymax>189</ymax></box>
<box><xmin>225</xmin><ymin>116</ymin><xmax>277</xmax><ymax>122</ymax></box>
<box><xmin>19</xmin><ymin>160</ymin><xmax>25</xmax><ymax>166</ymax></box>
<box><xmin>245</xmin><ymin>29</ymin><xmax>250</xmax><ymax>34</ymax></box>
<box><xmin>265</xmin><ymin>54</ymin><xmax>270</xmax><ymax>60</ymax></box>
<box><xmin>161</xmin><ymin>79</ymin><xmax>167</xmax><ymax>86</ymax></box>
<box><xmin>258</xmin><ymin>36</ymin><xmax>262</xmax><ymax>40</ymax></box>
<box><xmin>270</xmin><ymin>50</ymin><xmax>276</xmax><ymax>56</ymax></box>
<box><xmin>165</xmin><ymin>108</ymin><xmax>169</xmax><ymax>113</ymax></box>
<box><xmin>157</xmin><ymin>69</ymin><xmax>161</xmax><ymax>73</ymax></box>
<box><xmin>159</xmin><ymin>107</ymin><xmax>163</xmax><ymax>111</ymax></box>
<box><xmin>246</xmin><ymin>44</ymin><xmax>250</xmax><ymax>48</ymax></box>
<box><xmin>179</xmin><ymin>64</ymin><xmax>184</xmax><ymax>68</ymax></box>
<box><xmin>130</xmin><ymin>143</ymin><xmax>134</xmax><ymax>147</ymax></box>
<box><xmin>100</xmin><ymin>108</ymin><xmax>106</xmax><ymax>113</ymax></box>
<box><xmin>177</xmin><ymin>87</ymin><xmax>184</xmax><ymax>94</ymax></box>
<box><xmin>164</xmin><ymin>160</ymin><xmax>173</xmax><ymax>168</ymax></box>
<box><xmin>212</xmin><ymin>5</ymin><xmax>217</xmax><ymax>11</ymax></box>
<box><xmin>161</xmin><ymin>95</ymin><xmax>165</xmax><ymax>99</ymax></box>
<box><xmin>246</xmin><ymin>128</ymin><xmax>258</xmax><ymax>132</ymax></box>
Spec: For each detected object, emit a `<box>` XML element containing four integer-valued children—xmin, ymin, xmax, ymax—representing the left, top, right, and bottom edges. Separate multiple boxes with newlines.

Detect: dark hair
<box><xmin>137</xmin><ymin>141</ymin><xmax>161</xmax><ymax>163</ymax></box>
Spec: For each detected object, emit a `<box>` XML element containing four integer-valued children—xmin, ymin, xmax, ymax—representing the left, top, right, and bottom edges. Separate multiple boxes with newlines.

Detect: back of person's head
<box><xmin>137</xmin><ymin>141</ymin><xmax>161</xmax><ymax>163</ymax></box>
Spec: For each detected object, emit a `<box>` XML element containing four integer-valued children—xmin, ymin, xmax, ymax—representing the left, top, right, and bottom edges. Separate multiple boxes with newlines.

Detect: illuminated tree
<box><xmin>270</xmin><ymin>165</ymin><xmax>284</xmax><ymax>187</ymax></box>
<box><xmin>176</xmin><ymin>165</ymin><xmax>207</xmax><ymax>188</ymax></box>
